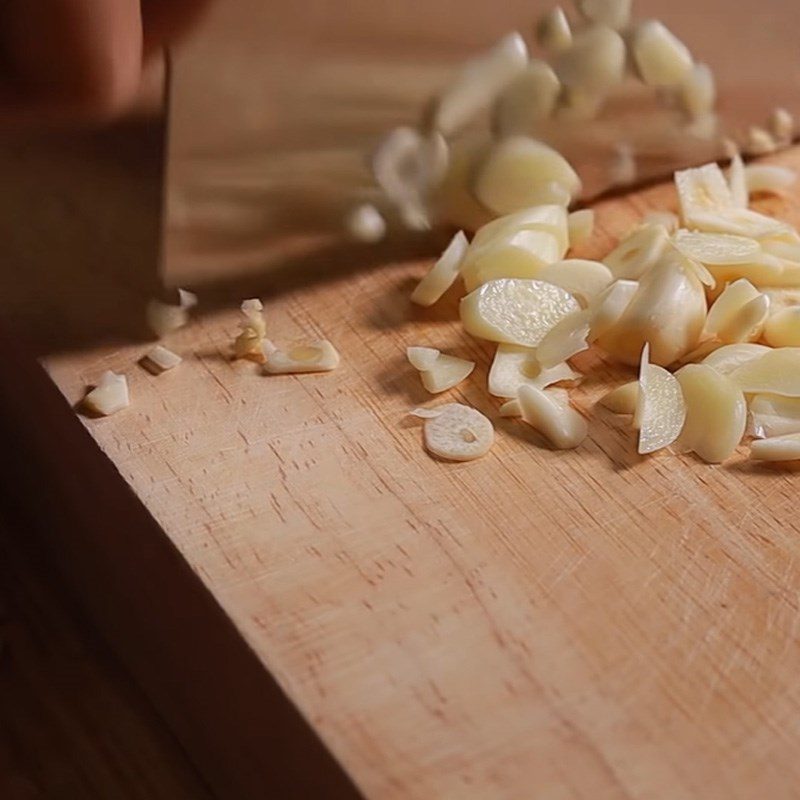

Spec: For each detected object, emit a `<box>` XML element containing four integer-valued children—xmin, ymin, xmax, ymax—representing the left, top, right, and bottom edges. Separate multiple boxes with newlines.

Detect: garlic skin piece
<box><xmin>603</xmin><ymin>223</ymin><xmax>669</xmax><ymax>280</ymax></box>
<box><xmin>673</xmin><ymin>230</ymin><xmax>760</xmax><ymax>266</ymax></box>
<box><xmin>631</xmin><ymin>20</ymin><xmax>694</xmax><ymax>88</ymax></box>
<box><xmin>471</xmin><ymin>204</ymin><xmax>569</xmax><ymax>254</ymax></box>
<box><xmin>744</xmin><ymin>165</ymin><xmax>797</xmax><ymax>197</ymax></box>
<box><xmin>587</xmin><ymin>279</ymin><xmax>638</xmax><ymax>340</ymax></box>
<box><xmin>140</xmin><ymin>345</ymin><xmax>182</xmax><ymax>375</ymax></box>
<box><xmin>764</xmin><ymin>307</ymin><xmax>800</xmax><ymax>347</ymax></box>
<box><xmin>567</xmin><ymin>209</ymin><xmax>595</xmax><ymax>247</ymax></box>
<box><xmin>599</xmin><ymin>381</ymin><xmax>638</xmax><ymax>414</ymax></box>
<box><xmin>488</xmin><ymin>344</ymin><xmax>578</xmax><ymax>398</ymax></box>
<box><xmin>554</xmin><ymin>25</ymin><xmax>626</xmax><ymax>93</ymax></box>
<box><xmin>674</xmin><ymin>364</ymin><xmax>746</xmax><ymax>463</ymax></box>
<box><xmin>407</xmin><ymin>346</ymin><xmax>440</xmax><ymax>372</ymax></box>
<box><xmin>686</xmin><ymin>208</ymin><xmax>788</xmax><ymax>239</ymax></box>
<box><xmin>263</xmin><ymin>340</ymin><xmax>340</xmax><ymax>374</ymax></box>
<box><xmin>460</xmin><ymin>278</ymin><xmax>580</xmax><ymax>348</ymax></box>
<box><xmin>420</xmin><ymin>403</ymin><xmax>494</xmax><ymax>461</ymax></box>
<box><xmin>493</xmin><ymin>61</ymin><xmax>561</xmax><ymax>136</ymax></box>
<box><xmin>83</xmin><ymin>371</ymin><xmax>130</xmax><ymax>417</ymax></box>
<box><xmin>536</xmin><ymin>7</ymin><xmax>573</xmax><ymax>54</ymax></box>
<box><xmin>576</xmin><ymin>0</ymin><xmax>631</xmax><ymax>30</ymax></box>
<box><xmin>430</xmin><ymin>33</ymin><xmax>529</xmax><ymax>136</ymax></box>
<box><xmin>750</xmin><ymin>433</ymin><xmax>800</xmax><ymax>463</ymax></box>
<box><xmin>730</xmin><ymin>348</ymin><xmax>800</xmax><ymax>397</ymax></box>
<box><xmin>636</xmin><ymin>344</ymin><xmax>686</xmax><ymax>455</ymax></box>
<box><xmin>420</xmin><ymin>355</ymin><xmax>475</xmax><ymax>394</ymax></box>
<box><xmin>346</xmin><ymin>204</ymin><xmax>386</xmax><ymax>243</ymax></box>
<box><xmin>473</xmin><ymin>137</ymin><xmax>581</xmax><ymax>215</ymax></box>
<box><xmin>750</xmin><ymin>394</ymin><xmax>800</xmax><ymax>438</ymax></box>
<box><xmin>536</xmin><ymin>309</ymin><xmax>592</xmax><ymax>368</ymax></box>
<box><xmin>701</xmin><ymin>343</ymin><xmax>770</xmax><ymax>375</ymax></box>
<box><xmin>535</xmin><ymin>259</ymin><xmax>613</xmax><ymax>304</ymax></box>
<box><xmin>514</xmin><ymin>385</ymin><xmax>588</xmax><ymax>450</ymax></box>
<box><xmin>411</xmin><ymin>230</ymin><xmax>469</xmax><ymax>307</ymax></box>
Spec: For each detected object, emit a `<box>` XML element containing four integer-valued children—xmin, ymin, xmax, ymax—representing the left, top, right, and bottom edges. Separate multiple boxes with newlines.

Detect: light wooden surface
<box><xmin>42</xmin><ymin>144</ymin><xmax>800</xmax><ymax>799</ymax></box>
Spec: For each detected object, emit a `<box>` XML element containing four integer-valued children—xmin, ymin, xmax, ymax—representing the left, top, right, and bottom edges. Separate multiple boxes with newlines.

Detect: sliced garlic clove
<box><xmin>83</xmin><ymin>371</ymin><xmax>130</xmax><ymax>417</ymax></box>
<box><xmin>514</xmin><ymin>385</ymin><xmax>588</xmax><ymax>449</ymax></box>
<box><xmin>554</xmin><ymin>25</ymin><xmax>626</xmax><ymax>93</ymax></box>
<box><xmin>763</xmin><ymin>307</ymin><xmax>800</xmax><ymax>347</ymax></box>
<box><xmin>473</xmin><ymin>137</ymin><xmax>581</xmax><ymax>216</ymax></box>
<box><xmin>567</xmin><ymin>209</ymin><xmax>595</xmax><ymax>248</ymax></box>
<box><xmin>675</xmin><ymin>163</ymin><xmax>733</xmax><ymax>227</ymax></box>
<box><xmin>576</xmin><ymin>0</ymin><xmax>631</xmax><ymax>29</ymax></box>
<box><xmin>630</xmin><ymin>20</ymin><xmax>694</xmax><ymax>88</ymax></box>
<box><xmin>536</xmin><ymin>7</ymin><xmax>573</xmax><ymax>54</ymax></box>
<box><xmin>750</xmin><ymin>394</ymin><xmax>800</xmax><ymax>438</ymax></box>
<box><xmin>407</xmin><ymin>346</ymin><xmax>440</xmax><ymax>372</ymax></box>
<box><xmin>536</xmin><ymin>309</ymin><xmax>592</xmax><ymax>368</ymax></box>
<box><xmin>140</xmin><ymin>345</ymin><xmax>182</xmax><ymax>375</ymax></box>
<box><xmin>470</xmin><ymin>204</ymin><xmax>569</xmax><ymax>255</ymax></box>
<box><xmin>587</xmin><ymin>279</ymin><xmax>638</xmax><ymax>341</ymax></box>
<box><xmin>674</xmin><ymin>364</ymin><xmax>746</xmax><ymax>463</ymax></box>
<box><xmin>263</xmin><ymin>340</ymin><xmax>340</xmax><ymax>374</ymax></box>
<box><xmin>346</xmin><ymin>204</ymin><xmax>386</xmax><ymax>243</ymax></box>
<box><xmin>750</xmin><ymin>433</ymin><xmax>800</xmax><ymax>462</ymax></box>
<box><xmin>727</xmin><ymin>153</ymin><xmax>748</xmax><ymax>208</ymax></box>
<box><xmin>535</xmin><ymin>259</ymin><xmax>613</xmax><ymax>304</ymax></box>
<box><xmin>730</xmin><ymin>348</ymin><xmax>800</xmax><ymax>397</ymax></box>
<box><xmin>673</xmin><ymin>230</ymin><xmax>760</xmax><ymax>266</ymax></box>
<box><xmin>411</xmin><ymin>230</ymin><xmax>469</xmax><ymax>307</ymax></box>
<box><xmin>769</xmin><ymin>107</ymin><xmax>794</xmax><ymax>145</ymax></box>
<box><xmin>603</xmin><ymin>223</ymin><xmax>669</xmax><ymax>280</ymax></box>
<box><xmin>636</xmin><ymin>343</ymin><xmax>686</xmax><ymax>455</ymax></box>
<box><xmin>599</xmin><ymin>381</ymin><xmax>638</xmax><ymax>414</ymax></box>
<box><xmin>419</xmin><ymin>403</ymin><xmax>494</xmax><ymax>461</ymax></box>
<box><xmin>716</xmin><ymin>293</ymin><xmax>769</xmax><ymax>344</ymax></box>
<box><xmin>704</xmin><ymin>279</ymin><xmax>759</xmax><ymax>338</ymax></box>
<box><xmin>460</xmin><ymin>278</ymin><xmax>580</xmax><ymax>348</ymax></box>
<box><xmin>488</xmin><ymin>343</ymin><xmax>579</xmax><ymax>398</ymax></box>
<box><xmin>701</xmin><ymin>343</ymin><xmax>771</xmax><ymax>375</ymax></box>
<box><xmin>685</xmin><ymin>208</ymin><xmax>789</xmax><ymax>239</ymax></box>
<box><xmin>744</xmin><ymin>165</ymin><xmax>797</xmax><ymax>197</ymax></box>
<box><xmin>420</xmin><ymin>354</ymin><xmax>475</xmax><ymax>394</ymax></box>
<box><xmin>492</xmin><ymin>61</ymin><xmax>561</xmax><ymax>136</ymax></box>
<box><xmin>609</xmin><ymin>143</ymin><xmax>636</xmax><ymax>188</ymax></box>
<box><xmin>677</xmin><ymin>63</ymin><xmax>715</xmax><ymax>121</ymax></box>
<box><xmin>744</xmin><ymin>126</ymin><xmax>777</xmax><ymax>157</ymax></box>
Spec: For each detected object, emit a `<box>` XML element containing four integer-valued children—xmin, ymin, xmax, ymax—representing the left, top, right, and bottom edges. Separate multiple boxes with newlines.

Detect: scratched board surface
<box><xmin>45</xmin><ymin>146</ymin><xmax>800</xmax><ymax>799</ymax></box>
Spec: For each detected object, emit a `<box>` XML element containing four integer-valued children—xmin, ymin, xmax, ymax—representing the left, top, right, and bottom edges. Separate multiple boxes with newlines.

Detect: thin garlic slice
<box><xmin>678</xmin><ymin>63</ymin><xmax>715</xmax><ymax>121</ymax></box>
<box><xmin>744</xmin><ymin>165</ymin><xmax>797</xmax><ymax>196</ymax></box>
<box><xmin>554</xmin><ymin>25</ymin><xmax>626</xmax><ymax>93</ymax></box>
<box><xmin>567</xmin><ymin>209</ymin><xmax>595</xmax><ymax>247</ymax></box>
<box><xmin>141</xmin><ymin>345</ymin><xmax>182</xmax><ymax>375</ymax></box>
<box><xmin>535</xmin><ymin>259</ymin><xmax>613</xmax><ymax>304</ymax></box>
<box><xmin>599</xmin><ymin>381</ymin><xmax>638</xmax><ymax>414</ymax></box>
<box><xmin>603</xmin><ymin>223</ymin><xmax>669</xmax><ymax>280</ymax></box>
<box><xmin>346</xmin><ymin>204</ymin><xmax>386</xmax><ymax>243</ymax></box>
<box><xmin>411</xmin><ymin>230</ymin><xmax>469</xmax><ymax>307</ymax></box>
<box><xmin>705</xmin><ymin>255</ymin><xmax>784</xmax><ymax>290</ymax></box>
<box><xmin>420</xmin><ymin>354</ymin><xmax>475</xmax><ymax>394</ymax></box>
<box><xmin>536</xmin><ymin>309</ymin><xmax>592</xmax><ymax>368</ymax></box>
<box><xmin>418</xmin><ymin>403</ymin><xmax>494</xmax><ymax>461</ymax></box>
<box><xmin>536</xmin><ymin>7</ymin><xmax>572</xmax><ymax>54</ymax></box>
<box><xmin>764</xmin><ymin>307</ymin><xmax>800</xmax><ymax>347</ymax></box>
<box><xmin>718</xmin><ymin>294</ymin><xmax>770</xmax><ymax>344</ymax></box>
<box><xmin>750</xmin><ymin>433</ymin><xmax>800</xmax><ymax>462</ymax></box>
<box><xmin>433</xmin><ymin>135</ymin><xmax>494</xmax><ymax>231</ymax></box>
<box><xmin>473</xmin><ymin>137</ymin><xmax>581</xmax><ymax>215</ymax></box>
<box><xmin>636</xmin><ymin>343</ymin><xmax>686</xmax><ymax>455</ymax></box>
<box><xmin>493</xmin><ymin>61</ymin><xmax>560</xmax><ymax>136</ymax></box>
<box><xmin>687</xmin><ymin>207</ymin><xmax>789</xmax><ymax>239</ymax></box>
<box><xmin>488</xmin><ymin>344</ymin><xmax>578</xmax><ymax>398</ymax></box>
<box><xmin>631</xmin><ymin>21</ymin><xmax>694</xmax><ymax>88</ymax></box>
<box><xmin>675</xmin><ymin>163</ymin><xmax>733</xmax><ymax>226</ymax></box>
<box><xmin>674</xmin><ymin>364</ymin><xmax>746</xmax><ymax>463</ymax></box>
<box><xmin>460</xmin><ymin>278</ymin><xmax>580</xmax><ymax>348</ymax></box>
<box><xmin>769</xmin><ymin>107</ymin><xmax>794</xmax><ymax>145</ymax></box>
<box><xmin>513</xmin><ymin>385</ymin><xmax>588</xmax><ymax>449</ymax></box>
<box><xmin>727</xmin><ymin>153</ymin><xmax>748</xmax><ymax>208</ymax></box>
<box><xmin>701</xmin><ymin>343</ymin><xmax>770</xmax><ymax>375</ymax></box>
<box><xmin>745</xmin><ymin>126</ymin><xmax>777</xmax><ymax>157</ymax></box>
<box><xmin>430</xmin><ymin>33</ymin><xmax>528</xmax><ymax>136</ymax></box>
<box><xmin>471</xmin><ymin>204</ymin><xmax>569</xmax><ymax>254</ymax></box>
<box><xmin>704</xmin><ymin>279</ymin><xmax>759</xmax><ymax>339</ymax></box>
<box><xmin>750</xmin><ymin>394</ymin><xmax>800</xmax><ymax>438</ymax></box>
<box><xmin>587</xmin><ymin>279</ymin><xmax>638</xmax><ymax>340</ymax></box>
<box><xmin>577</xmin><ymin>0</ymin><xmax>631</xmax><ymax>29</ymax></box>
<box><xmin>673</xmin><ymin>230</ymin><xmax>759</xmax><ymax>266</ymax></box>
<box><xmin>730</xmin><ymin>348</ymin><xmax>800</xmax><ymax>397</ymax></box>
<box><xmin>407</xmin><ymin>346</ymin><xmax>440</xmax><ymax>372</ymax></box>
<box><xmin>264</xmin><ymin>340</ymin><xmax>340</xmax><ymax>374</ymax></box>
<box><xmin>83</xmin><ymin>371</ymin><xmax>130</xmax><ymax>417</ymax></box>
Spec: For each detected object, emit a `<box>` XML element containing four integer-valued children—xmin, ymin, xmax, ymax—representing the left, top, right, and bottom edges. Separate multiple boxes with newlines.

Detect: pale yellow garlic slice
<box><xmin>567</xmin><ymin>209</ymin><xmax>595</xmax><ymax>247</ymax></box>
<box><xmin>511</xmin><ymin>385</ymin><xmax>588</xmax><ymax>449</ymax></box>
<box><xmin>674</xmin><ymin>364</ymin><xmax>746</xmax><ymax>463</ymax></box>
<box><xmin>675</xmin><ymin>163</ymin><xmax>733</xmax><ymax>227</ymax></box>
<box><xmin>146</xmin><ymin>288</ymin><xmax>196</xmax><ymax>339</ymax></box>
<box><xmin>744</xmin><ymin>165</ymin><xmax>797</xmax><ymax>196</ymax></box>
<box><xmin>673</xmin><ymin>230</ymin><xmax>759</xmax><ymax>266</ymax></box>
<box><xmin>83</xmin><ymin>371</ymin><xmax>130</xmax><ymax>417</ymax></box>
<box><xmin>346</xmin><ymin>204</ymin><xmax>386</xmax><ymax>243</ymax></box>
<box><xmin>429</xmin><ymin>33</ymin><xmax>528</xmax><ymax>136</ymax></box>
<box><xmin>704</xmin><ymin>279</ymin><xmax>759</xmax><ymax>339</ymax></box>
<box><xmin>488</xmin><ymin>343</ymin><xmax>579</xmax><ymax>398</ymax></box>
<box><xmin>576</xmin><ymin>0</ymin><xmax>631</xmax><ymax>29</ymax></box>
<box><xmin>493</xmin><ymin>61</ymin><xmax>561</xmax><ymax>136</ymax></box>
<box><xmin>460</xmin><ymin>278</ymin><xmax>580</xmax><ymax>348</ymax></box>
<box><xmin>769</xmin><ymin>107</ymin><xmax>794</xmax><ymax>145</ymax></box>
<box><xmin>415</xmin><ymin>403</ymin><xmax>495</xmax><ymax>461</ymax></box>
<box><xmin>554</xmin><ymin>25</ymin><xmax>626</xmax><ymax>93</ymax></box>
<box><xmin>727</xmin><ymin>153</ymin><xmax>748</xmax><ymax>208</ymax></box>
<box><xmin>420</xmin><ymin>355</ymin><xmax>475</xmax><ymax>394</ymax></box>
<box><xmin>470</xmin><ymin>204</ymin><xmax>569</xmax><ymax>255</ymax></box>
<box><xmin>631</xmin><ymin>21</ymin><xmax>694</xmax><ymax>88</ymax></box>
<box><xmin>730</xmin><ymin>348</ymin><xmax>800</xmax><ymax>396</ymax></box>
<box><xmin>264</xmin><ymin>340</ymin><xmax>340</xmax><ymax>374</ymax></box>
<box><xmin>233</xmin><ymin>298</ymin><xmax>268</xmax><ymax>361</ymax></box>
<box><xmin>687</xmin><ymin>207</ymin><xmax>789</xmax><ymax>239</ymax></box>
<box><xmin>701</xmin><ymin>343</ymin><xmax>770</xmax><ymax>375</ymax></box>
<box><xmin>719</xmin><ymin>294</ymin><xmax>770</xmax><ymax>343</ymax></box>
<box><xmin>535</xmin><ymin>259</ymin><xmax>613</xmax><ymax>304</ymax></box>
<box><xmin>536</xmin><ymin>309</ymin><xmax>592</xmax><ymax>368</ymax></box>
<box><xmin>603</xmin><ymin>223</ymin><xmax>669</xmax><ymax>280</ymax></box>
<box><xmin>677</xmin><ymin>63</ymin><xmax>715</xmax><ymax>121</ymax></box>
<box><xmin>140</xmin><ymin>345</ymin><xmax>182</xmax><ymax>375</ymax></box>
<box><xmin>473</xmin><ymin>137</ymin><xmax>581</xmax><ymax>215</ymax></box>
<box><xmin>676</xmin><ymin>339</ymin><xmax>723</xmax><ymax>366</ymax></box>
<box><xmin>536</xmin><ymin>7</ymin><xmax>572</xmax><ymax>53</ymax></box>
<box><xmin>406</xmin><ymin>346</ymin><xmax>440</xmax><ymax>372</ymax></box>
<box><xmin>764</xmin><ymin>307</ymin><xmax>800</xmax><ymax>347</ymax></box>
<box><xmin>599</xmin><ymin>381</ymin><xmax>638</xmax><ymax>414</ymax></box>
<box><xmin>744</xmin><ymin>126</ymin><xmax>777</xmax><ymax>157</ymax></box>
<box><xmin>587</xmin><ymin>279</ymin><xmax>638</xmax><ymax>340</ymax></box>
<box><xmin>750</xmin><ymin>394</ymin><xmax>800</xmax><ymax>438</ymax></box>
<box><xmin>705</xmin><ymin>255</ymin><xmax>784</xmax><ymax>290</ymax></box>
<box><xmin>636</xmin><ymin>344</ymin><xmax>686</xmax><ymax>455</ymax></box>
<box><xmin>434</xmin><ymin>136</ymin><xmax>494</xmax><ymax>232</ymax></box>
<box><xmin>411</xmin><ymin>230</ymin><xmax>469</xmax><ymax>307</ymax></box>
<box><xmin>750</xmin><ymin>433</ymin><xmax>800</xmax><ymax>462</ymax></box>
<box><xmin>642</xmin><ymin>211</ymin><xmax>679</xmax><ymax>234</ymax></box>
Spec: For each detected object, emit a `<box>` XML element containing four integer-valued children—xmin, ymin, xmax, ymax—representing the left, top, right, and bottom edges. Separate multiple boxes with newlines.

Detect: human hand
<box><xmin>0</xmin><ymin>0</ymin><xmax>210</xmax><ymax>127</ymax></box>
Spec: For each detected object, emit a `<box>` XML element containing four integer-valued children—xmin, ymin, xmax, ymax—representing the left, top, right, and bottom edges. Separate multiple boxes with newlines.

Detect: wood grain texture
<box><xmin>43</xmin><ymin>145</ymin><xmax>800</xmax><ymax>799</ymax></box>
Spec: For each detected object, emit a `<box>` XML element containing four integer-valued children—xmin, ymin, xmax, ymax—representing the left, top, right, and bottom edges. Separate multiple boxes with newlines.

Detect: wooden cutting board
<box><xmin>17</xmin><ymin>139</ymin><xmax>800</xmax><ymax>799</ymax></box>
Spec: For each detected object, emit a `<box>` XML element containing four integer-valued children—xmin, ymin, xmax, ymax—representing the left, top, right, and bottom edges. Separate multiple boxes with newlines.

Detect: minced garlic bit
<box><xmin>744</xmin><ymin>165</ymin><xmax>797</xmax><ymax>197</ymax></box>
<box><xmin>83</xmin><ymin>371</ymin><xmax>130</xmax><ymax>417</ymax></box>
<box><xmin>636</xmin><ymin>343</ymin><xmax>686</xmax><ymax>455</ymax></box>
<box><xmin>140</xmin><ymin>345</ymin><xmax>182</xmax><ymax>375</ymax></box>
<box><xmin>750</xmin><ymin>433</ymin><xmax>800</xmax><ymax>463</ymax></box>
<box><xmin>750</xmin><ymin>395</ymin><xmax>800</xmax><ymax>439</ymax></box>
<box><xmin>346</xmin><ymin>204</ymin><xmax>386</xmax><ymax>243</ymax></box>
<box><xmin>407</xmin><ymin>347</ymin><xmax>474</xmax><ymax>394</ymax></box>
<box><xmin>567</xmin><ymin>209</ymin><xmax>594</xmax><ymax>247</ymax></box>
<box><xmin>411</xmin><ymin>230</ymin><xmax>469</xmax><ymax>307</ymax></box>
<box><xmin>263</xmin><ymin>340</ymin><xmax>340</xmax><ymax>374</ymax></box>
<box><xmin>504</xmin><ymin>385</ymin><xmax>588</xmax><ymax>450</ymax></box>
<box><xmin>604</xmin><ymin>223</ymin><xmax>669</xmax><ymax>280</ymax></box>
<box><xmin>412</xmin><ymin>403</ymin><xmax>494</xmax><ymax>461</ymax></box>
<box><xmin>146</xmin><ymin>287</ymin><xmax>197</xmax><ymax>339</ymax></box>
<box><xmin>730</xmin><ymin>348</ymin><xmax>800</xmax><ymax>397</ymax></box>
<box><xmin>233</xmin><ymin>298</ymin><xmax>268</xmax><ymax>362</ymax></box>
<box><xmin>599</xmin><ymin>381</ymin><xmax>638</xmax><ymax>414</ymax></box>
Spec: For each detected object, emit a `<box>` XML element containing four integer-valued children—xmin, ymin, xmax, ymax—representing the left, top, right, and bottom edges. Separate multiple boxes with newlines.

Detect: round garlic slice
<box><xmin>535</xmin><ymin>259</ymin><xmax>613</xmax><ymax>304</ymax></box>
<box><xmin>554</xmin><ymin>25</ymin><xmax>626</xmax><ymax>93</ymax></box>
<box><xmin>603</xmin><ymin>223</ymin><xmax>669</xmax><ymax>280</ymax></box>
<box><xmin>764</xmin><ymin>307</ymin><xmax>800</xmax><ymax>347</ymax></box>
<box><xmin>630</xmin><ymin>20</ymin><xmax>694</xmax><ymax>88</ymax></box>
<box><xmin>536</xmin><ymin>7</ymin><xmax>572</xmax><ymax>54</ymax></box>
<box><xmin>264</xmin><ymin>341</ymin><xmax>340</xmax><ymax>374</ymax></box>
<box><xmin>674</xmin><ymin>364</ymin><xmax>746</xmax><ymax>463</ymax></box>
<box><xmin>473</xmin><ymin>137</ymin><xmax>581</xmax><ymax>215</ymax></box>
<box><xmin>514</xmin><ymin>385</ymin><xmax>588</xmax><ymax>450</ymax></box>
<box><xmin>418</xmin><ymin>403</ymin><xmax>495</xmax><ymax>461</ymax></box>
<box><xmin>636</xmin><ymin>344</ymin><xmax>686</xmax><ymax>455</ymax></box>
<box><xmin>536</xmin><ymin>309</ymin><xmax>592</xmax><ymax>368</ymax></box>
<box><xmin>750</xmin><ymin>433</ymin><xmax>800</xmax><ymax>462</ymax></box>
<box><xmin>567</xmin><ymin>209</ymin><xmax>595</xmax><ymax>248</ymax></box>
<box><xmin>599</xmin><ymin>381</ymin><xmax>638</xmax><ymax>414</ymax></box>
<box><xmin>675</xmin><ymin>163</ymin><xmax>733</xmax><ymax>226</ymax></box>
<box><xmin>750</xmin><ymin>394</ymin><xmax>800</xmax><ymax>438</ymax></box>
<box><xmin>701</xmin><ymin>343</ymin><xmax>770</xmax><ymax>375</ymax></box>
<box><xmin>407</xmin><ymin>346</ymin><xmax>440</xmax><ymax>372</ymax></box>
<box><xmin>411</xmin><ymin>230</ymin><xmax>469</xmax><ymax>307</ymax></box>
<box><xmin>730</xmin><ymin>348</ymin><xmax>800</xmax><ymax>397</ymax></box>
<box><xmin>488</xmin><ymin>344</ymin><xmax>579</xmax><ymax>398</ymax></box>
<box><xmin>470</xmin><ymin>204</ymin><xmax>569</xmax><ymax>255</ymax></box>
<box><xmin>460</xmin><ymin>278</ymin><xmax>580</xmax><ymax>348</ymax></box>
<box><xmin>673</xmin><ymin>230</ymin><xmax>760</xmax><ymax>266</ymax></box>
<box><xmin>493</xmin><ymin>61</ymin><xmax>561</xmax><ymax>136</ymax></box>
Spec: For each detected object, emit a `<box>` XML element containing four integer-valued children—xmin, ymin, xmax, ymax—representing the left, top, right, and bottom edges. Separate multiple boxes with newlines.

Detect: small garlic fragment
<box><xmin>346</xmin><ymin>204</ymin><xmax>386</xmax><ymax>243</ymax></box>
<box><xmin>411</xmin><ymin>230</ymin><xmax>469</xmax><ymax>307</ymax></box>
<box><xmin>636</xmin><ymin>344</ymin><xmax>686</xmax><ymax>455</ymax></box>
<box><xmin>701</xmin><ymin>343</ymin><xmax>770</xmax><ymax>375</ymax></box>
<box><xmin>750</xmin><ymin>394</ymin><xmax>800</xmax><ymax>438</ymax></box>
<box><xmin>407</xmin><ymin>346</ymin><xmax>440</xmax><ymax>372</ymax></box>
<box><xmin>488</xmin><ymin>343</ymin><xmax>579</xmax><ymax>398</ymax></box>
<box><xmin>471</xmin><ymin>204</ymin><xmax>569</xmax><ymax>254</ymax></box>
<box><xmin>421</xmin><ymin>356</ymin><xmax>475</xmax><ymax>394</ymax></box>
<box><xmin>264</xmin><ymin>340</ymin><xmax>340</xmax><ymax>374</ymax></box>
<box><xmin>513</xmin><ymin>385</ymin><xmax>588</xmax><ymax>449</ymax></box>
<box><xmin>536</xmin><ymin>7</ymin><xmax>573</xmax><ymax>54</ymax></box>
<box><xmin>554</xmin><ymin>25</ymin><xmax>626</xmax><ymax>93</ymax></box>
<box><xmin>536</xmin><ymin>309</ymin><xmax>592</xmax><ymax>368</ymax></box>
<box><xmin>630</xmin><ymin>21</ymin><xmax>694</xmax><ymax>88</ymax></box>
<box><xmin>599</xmin><ymin>381</ymin><xmax>638</xmax><ymax>414</ymax></box>
<box><xmin>493</xmin><ymin>61</ymin><xmax>561</xmax><ymax>136</ymax></box>
<box><xmin>603</xmin><ymin>223</ymin><xmax>669</xmax><ymax>280</ymax></box>
<box><xmin>764</xmin><ymin>307</ymin><xmax>800</xmax><ymax>347</ymax></box>
<box><xmin>727</xmin><ymin>153</ymin><xmax>748</xmax><ymax>208</ymax></box>
<box><xmin>535</xmin><ymin>259</ymin><xmax>613</xmax><ymax>304</ymax></box>
<box><xmin>769</xmin><ymin>107</ymin><xmax>794</xmax><ymax>145</ymax></box>
<box><xmin>704</xmin><ymin>279</ymin><xmax>760</xmax><ymax>337</ymax></box>
<box><xmin>750</xmin><ymin>433</ymin><xmax>800</xmax><ymax>462</ymax></box>
<box><xmin>419</xmin><ymin>403</ymin><xmax>494</xmax><ymax>461</ymax></box>
<box><xmin>675</xmin><ymin>163</ymin><xmax>733</xmax><ymax>228</ymax></box>
<box><xmin>567</xmin><ymin>209</ymin><xmax>595</xmax><ymax>247</ymax></box>
<box><xmin>460</xmin><ymin>278</ymin><xmax>580</xmax><ymax>348</ymax></box>
<box><xmin>744</xmin><ymin>126</ymin><xmax>777</xmax><ymax>157</ymax></box>
<box><xmin>83</xmin><ymin>371</ymin><xmax>130</xmax><ymax>417</ymax></box>
<box><xmin>233</xmin><ymin>298</ymin><xmax>268</xmax><ymax>361</ymax></box>
<box><xmin>140</xmin><ymin>345</ymin><xmax>182</xmax><ymax>375</ymax></box>
<box><xmin>677</xmin><ymin>63</ymin><xmax>715</xmax><ymax>121</ymax></box>
<box><xmin>587</xmin><ymin>279</ymin><xmax>638</xmax><ymax>341</ymax></box>
<box><xmin>730</xmin><ymin>348</ymin><xmax>800</xmax><ymax>397</ymax></box>
<box><xmin>744</xmin><ymin>165</ymin><xmax>797</xmax><ymax>196</ymax></box>
<box><xmin>674</xmin><ymin>364</ymin><xmax>746</xmax><ymax>463</ymax></box>
<box><xmin>576</xmin><ymin>0</ymin><xmax>631</xmax><ymax>30</ymax></box>
<box><xmin>473</xmin><ymin>136</ymin><xmax>581</xmax><ymax>215</ymax></box>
